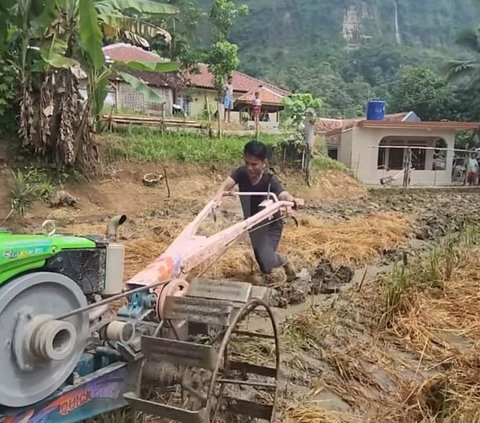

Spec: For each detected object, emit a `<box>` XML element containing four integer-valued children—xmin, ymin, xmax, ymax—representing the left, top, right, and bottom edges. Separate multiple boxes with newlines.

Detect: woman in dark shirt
<box><xmin>213</xmin><ymin>140</ymin><xmax>303</xmax><ymax>283</ymax></box>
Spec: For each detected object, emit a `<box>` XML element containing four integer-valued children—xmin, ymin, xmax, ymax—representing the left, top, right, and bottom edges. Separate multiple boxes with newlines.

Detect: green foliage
<box><xmin>447</xmin><ymin>27</ymin><xmax>480</xmax><ymax>90</ymax></box>
<box><xmin>283</xmin><ymin>93</ymin><xmax>323</xmax><ymax>125</ymax></box>
<box><xmin>388</xmin><ymin>65</ymin><xmax>458</xmax><ymax>120</ymax></box>
<box><xmin>9</xmin><ymin>170</ymin><xmax>35</xmax><ymax>215</ymax></box>
<box><xmin>197</xmin><ymin>0</ymin><xmax>480</xmax><ymax>118</ymax></box>
<box><xmin>149</xmin><ymin>0</ymin><xmax>203</xmax><ymax>70</ymax></box>
<box><xmin>209</xmin><ymin>0</ymin><xmax>248</xmax><ymax>40</ymax></box>
<box><xmin>380</xmin><ymin>263</ymin><xmax>410</xmax><ymax>328</ymax></box>
<box><xmin>80</xmin><ymin>0</ymin><xmax>106</xmax><ymax>71</ymax></box>
<box><xmin>103</xmin><ymin>128</ymin><xmax>282</xmax><ymax>164</ymax></box>
<box><xmin>207</xmin><ymin>40</ymin><xmax>239</xmax><ymax>89</ymax></box>
<box><xmin>311</xmin><ymin>155</ymin><xmax>346</xmax><ymax>172</ymax></box>
<box><xmin>22</xmin><ymin>167</ymin><xmax>55</xmax><ymax>202</ymax></box>
<box><xmin>2</xmin><ymin>0</ymin><xmax>180</xmax><ymax>162</ymax></box>
<box><xmin>455</xmin><ymin>130</ymin><xmax>480</xmax><ymax>149</ymax></box>
<box><xmin>0</xmin><ymin>50</ymin><xmax>20</xmax><ymax>135</ymax></box>
<box><xmin>206</xmin><ymin>0</ymin><xmax>247</xmax><ymax>92</ymax></box>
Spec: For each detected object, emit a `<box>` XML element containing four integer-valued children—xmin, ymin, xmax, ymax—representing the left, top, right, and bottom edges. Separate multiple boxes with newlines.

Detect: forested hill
<box><xmin>198</xmin><ymin>0</ymin><xmax>480</xmax><ymax>118</ymax></box>
<box><xmin>230</xmin><ymin>0</ymin><xmax>479</xmax><ymax>49</ymax></box>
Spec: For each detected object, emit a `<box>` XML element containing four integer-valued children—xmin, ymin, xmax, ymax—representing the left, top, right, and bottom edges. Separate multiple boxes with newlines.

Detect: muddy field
<box><xmin>2</xmin><ymin>164</ymin><xmax>480</xmax><ymax>422</ymax></box>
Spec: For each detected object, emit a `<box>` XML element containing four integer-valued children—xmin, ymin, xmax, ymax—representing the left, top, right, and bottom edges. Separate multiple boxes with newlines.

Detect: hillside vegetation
<box><xmin>195</xmin><ymin>0</ymin><xmax>480</xmax><ymax>118</ymax></box>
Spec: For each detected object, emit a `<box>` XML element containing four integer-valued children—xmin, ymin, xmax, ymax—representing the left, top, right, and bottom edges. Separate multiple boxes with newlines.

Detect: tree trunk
<box><xmin>19</xmin><ymin>68</ymin><xmax>99</xmax><ymax>173</ymax></box>
<box><xmin>217</xmin><ymin>99</ymin><xmax>222</xmax><ymax>139</ymax></box>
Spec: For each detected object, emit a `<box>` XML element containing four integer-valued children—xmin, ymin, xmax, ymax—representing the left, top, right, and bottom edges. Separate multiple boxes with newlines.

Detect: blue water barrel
<box><xmin>366</xmin><ymin>99</ymin><xmax>386</xmax><ymax>120</ymax></box>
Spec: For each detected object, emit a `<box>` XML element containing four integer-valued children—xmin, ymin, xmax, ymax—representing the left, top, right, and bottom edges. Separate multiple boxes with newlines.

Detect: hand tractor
<box><xmin>0</xmin><ymin>192</ymin><xmax>294</xmax><ymax>423</ymax></box>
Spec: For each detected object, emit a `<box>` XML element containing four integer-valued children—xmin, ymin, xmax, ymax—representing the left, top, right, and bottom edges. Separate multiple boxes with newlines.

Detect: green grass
<box><xmin>103</xmin><ymin>127</ymin><xmax>284</xmax><ymax>164</ymax></box>
<box><xmin>311</xmin><ymin>155</ymin><xmax>346</xmax><ymax>172</ymax></box>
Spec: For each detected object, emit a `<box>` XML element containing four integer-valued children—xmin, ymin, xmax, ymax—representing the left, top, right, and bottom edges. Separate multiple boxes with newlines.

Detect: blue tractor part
<box><xmin>1</xmin><ymin>362</ymin><xmax>138</xmax><ymax>423</ymax></box>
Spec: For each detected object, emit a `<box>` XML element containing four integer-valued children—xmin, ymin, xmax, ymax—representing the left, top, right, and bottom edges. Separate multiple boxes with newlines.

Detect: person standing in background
<box><xmin>223</xmin><ymin>76</ymin><xmax>234</xmax><ymax>123</ymax></box>
<box><xmin>252</xmin><ymin>91</ymin><xmax>262</xmax><ymax>135</ymax></box>
<box><xmin>466</xmin><ymin>151</ymin><xmax>479</xmax><ymax>186</ymax></box>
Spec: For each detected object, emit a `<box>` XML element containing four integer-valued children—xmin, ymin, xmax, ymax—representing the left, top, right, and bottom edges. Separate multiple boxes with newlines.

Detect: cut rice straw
<box><xmin>283</xmin><ymin>211</ymin><xmax>411</xmax><ymax>267</ymax></box>
<box><xmin>285</xmin><ymin>403</ymin><xmax>352</xmax><ymax>423</ymax></box>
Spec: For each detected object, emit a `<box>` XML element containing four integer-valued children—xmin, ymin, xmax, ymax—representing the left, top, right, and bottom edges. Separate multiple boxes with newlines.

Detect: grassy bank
<box><xmin>102</xmin><ymin>127</ymin><xmax>345</xmax><ymax>172</ymax></box>
<box><xmin>103</xmin><ymin>128</ymin><xmax>283</xmax><ymax>164</ymax></box>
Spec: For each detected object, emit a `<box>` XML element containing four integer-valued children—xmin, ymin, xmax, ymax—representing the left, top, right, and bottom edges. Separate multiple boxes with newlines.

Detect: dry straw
<box><xmin>282</xmin><ymin>211</ymin><xmax>411</xmax><ymax>268</ymax></box>
<box><xmin>285</xmin><ymin>403</ymin><xmax>349</xmax><ymax>423</ymax></box>
<box><xmin>283</xmin><ymin>227</ymin><xmax>480</xmax><ymax>422</ymax></box>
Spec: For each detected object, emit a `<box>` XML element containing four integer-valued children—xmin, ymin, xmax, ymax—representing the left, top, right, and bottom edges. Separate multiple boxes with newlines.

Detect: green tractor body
<box><xmin>0</xmin><ymin>218</ymin><xmax>134</xmax><ymax>422</ymax></box>
<box><xmin>0</xmin><ymin>229</ymin><xmax>97</xmax><ymax>286</ymax></box>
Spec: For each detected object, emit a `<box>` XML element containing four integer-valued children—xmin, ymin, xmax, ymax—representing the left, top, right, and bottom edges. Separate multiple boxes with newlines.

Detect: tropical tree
<box><xmin>149</xmin><ymin>0</ymin><xmax>203</xmax><ymax>71</ymax></box>
<box><xmin>446</xmin><ymin>28</ymin><xmax>480</xmax><ymax>86</ymax></box>
<box><xmin>1</xmin><ymin>0</ymin><xmax>179</xmax><ymax>170</ymax></box>
<box><xmin>206</xmin><ymin>0</ymin><xmax>248</xmax><ymax>136</ymax></box>
<box><xmin>283</xmin><ymin>93</ymin><xmax>323</xmax><ymax>126</ymax></box>
<box><xmin>389</xmin><ymin>65</ymin><xmax>458</xmax><ymax>121</ymax></box>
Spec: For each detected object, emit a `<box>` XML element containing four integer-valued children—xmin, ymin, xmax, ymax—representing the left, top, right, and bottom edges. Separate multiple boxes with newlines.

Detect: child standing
<box><xmin>252</xmin><ymin>91</ymin><xmax>262</xmax><ymax>129</ymax></box>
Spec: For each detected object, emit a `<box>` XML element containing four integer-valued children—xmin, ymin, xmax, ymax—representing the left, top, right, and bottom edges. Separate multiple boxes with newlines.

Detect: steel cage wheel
<box><xmin>205</xmin><ymin>298</ymin><xmax>281</xmax><ymax>422</ymax></box>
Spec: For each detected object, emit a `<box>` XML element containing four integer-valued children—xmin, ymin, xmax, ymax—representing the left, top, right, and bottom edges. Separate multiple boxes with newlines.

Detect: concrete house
<box><xmin>326</xmin><ymin>115</ymin><xmax>479</xmax><ymax>186</ymax></box>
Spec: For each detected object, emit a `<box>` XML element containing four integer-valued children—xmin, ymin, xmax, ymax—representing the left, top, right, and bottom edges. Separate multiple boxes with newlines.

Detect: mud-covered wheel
<box><xmin>205</xmin><ymin>299</ymin><xmax>280</xmax><ymax>422</ymax></box>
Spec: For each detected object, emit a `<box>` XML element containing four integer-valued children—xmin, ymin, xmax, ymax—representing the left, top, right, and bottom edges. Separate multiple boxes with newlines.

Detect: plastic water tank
<box><xmin>366</xmin><ymin>99</ymin><xmax>386</xmax><ymax>120</ymax></box>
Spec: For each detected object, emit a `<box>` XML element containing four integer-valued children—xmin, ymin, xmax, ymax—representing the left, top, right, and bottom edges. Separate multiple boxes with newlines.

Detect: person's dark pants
<box><xmin>248</xmin><ymin>219</ymin><xmax>285</xmax><ymax>274</ymax></box>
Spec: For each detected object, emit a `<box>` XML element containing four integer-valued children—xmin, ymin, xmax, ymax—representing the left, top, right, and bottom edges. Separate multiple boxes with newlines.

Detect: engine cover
<box><xmin>43</xmin><ymin>248</ymin><xmax>107</xmax><ymax>295</ymax></box>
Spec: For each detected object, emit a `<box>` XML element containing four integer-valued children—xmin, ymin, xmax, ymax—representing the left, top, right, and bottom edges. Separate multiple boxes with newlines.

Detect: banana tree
<box><xmin>95</xmin><ymin>0</ymin><xmax>178</xmax><ymax>47</ymax></box>
<box><xmin>3</xmin><ymin>0</ymin><xmax>179</xmax><ymax>169</ymax></box>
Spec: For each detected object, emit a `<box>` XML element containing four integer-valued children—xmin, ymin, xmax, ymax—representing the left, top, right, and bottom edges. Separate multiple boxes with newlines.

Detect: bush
<box><xmin>10</xmin><ymin>170</ymin><xmax>35</xmax><ymax>215</ymax></box>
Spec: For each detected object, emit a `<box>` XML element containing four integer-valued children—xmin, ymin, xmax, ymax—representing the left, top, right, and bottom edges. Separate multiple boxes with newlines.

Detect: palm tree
<box><xmin>446</xmin><ymin>27</ymin><xmax>480</xmax><ymax>87</ymax></box>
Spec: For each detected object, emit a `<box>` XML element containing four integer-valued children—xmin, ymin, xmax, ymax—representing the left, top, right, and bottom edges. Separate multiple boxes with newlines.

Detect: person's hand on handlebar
<box><xmin>292</xmin><ymin>198</ymin><xmax>305</xmax><ymax>210</ymax></box>
<box><xmin>212</xmin><ymin>177</ymin><xmax>237</xmax><ymax>208</ymax></box>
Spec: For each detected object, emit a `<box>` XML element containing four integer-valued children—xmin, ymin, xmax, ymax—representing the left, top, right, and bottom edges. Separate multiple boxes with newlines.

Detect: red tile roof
<box><xmin>236</xmin><ymin>86</ymin><xmax>285</xmax><ymax>106</ymax></box>
<box><xmin>101</xmin><ymin>44</ymin><xmax>291</xmax><ymax>95</ymax></box>
<box><xmin>185</xmin><ymin>64</ymin><xmax>290</xmax><ymax>96</ymax></box>
<box><xmin>103</xmin><ymin>43</ymin><xmax>166</xmax><ymax>63</ymax></box>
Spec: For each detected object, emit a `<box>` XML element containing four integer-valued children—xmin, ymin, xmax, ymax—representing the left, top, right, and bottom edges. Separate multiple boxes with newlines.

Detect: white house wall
<box><xmin>343</xmin><ymin>127</ymin><xmax>455</xmax><ymax>186</ymax></box>
<box><xmin>337</xmin><ymin>129</ymin><xmax>353</xmax><ymax>168</ymax></box>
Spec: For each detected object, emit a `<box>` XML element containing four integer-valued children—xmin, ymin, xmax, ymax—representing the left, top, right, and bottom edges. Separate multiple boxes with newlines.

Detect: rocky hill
<box><xmin>197</xmin><ymin>0</ymin><xmax>479</xmax><ymax>118</ymax></box>
<box><xmin>230</xmin><ymin>0</ymin><xmax>479</xmax><ymax>49</ymax></box>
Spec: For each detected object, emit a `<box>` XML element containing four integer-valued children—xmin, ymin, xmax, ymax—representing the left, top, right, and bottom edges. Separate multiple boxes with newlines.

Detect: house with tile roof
<box><xmin>180</xmin><ymin>63</ymin><xmax>290</xmax><ymax>125</ymax></box>
<box><xmin>92</xmin><ymin>43</ymin><xmax>184</xmax><ymax>115</ymax></box>
<box><xmin>89</xmin><ymin>43</ymin><xmax>290</xmax><ymax>125</ymax></box>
